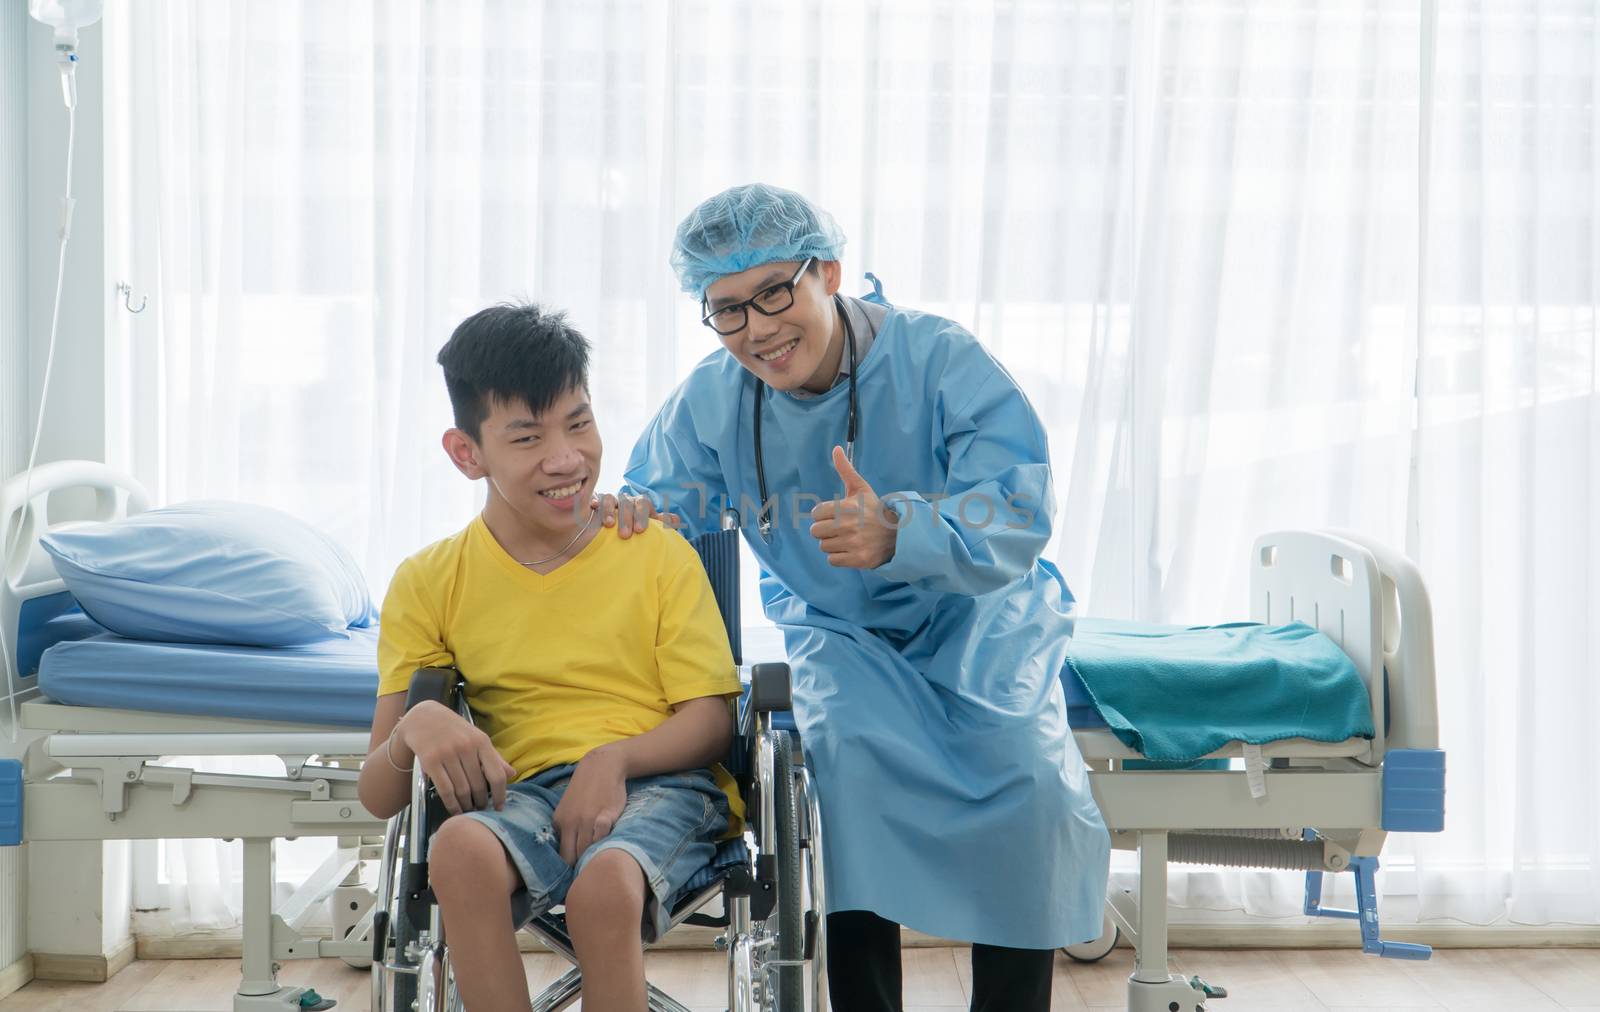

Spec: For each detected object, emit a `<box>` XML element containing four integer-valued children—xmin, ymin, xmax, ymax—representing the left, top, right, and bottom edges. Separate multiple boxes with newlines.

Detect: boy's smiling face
<box><xmin>453</xmin><ymin>385</ymin><xmax>601</xmax><ymax>537</ymax></box>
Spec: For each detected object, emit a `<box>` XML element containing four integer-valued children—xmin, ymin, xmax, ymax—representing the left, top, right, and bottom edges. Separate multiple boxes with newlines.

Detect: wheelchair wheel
<box><xmin>771</xmin><ymin>730</ymin><xmax>804</xmax><ymax>1012</ymax></box>
<box><xmin>374</xmin><ymin>816</ymin><xmax>420</xmax><ymax>1012</ymax></box>
<box><xmin>1060</xmin><ymin>911</ymin><xmax>1118</xmax><ymax>963</ymax></box>
<box><xmin>793</xmin><ymin>767</ymin><xmax>828</xmax><ymax>1012</ymax></box>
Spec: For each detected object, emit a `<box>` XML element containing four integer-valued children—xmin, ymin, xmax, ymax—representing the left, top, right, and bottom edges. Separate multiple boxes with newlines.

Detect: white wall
<box><xmin>26</xmin><ymin>6</ymin><xmax>106</xmax><ymax>470</ymax></box>
<box><xmin>4</xmin><ymin>4</ymin><xmax>127</xmax><ymax>974</ymax></box>
<box><xmin>1</xmin><ymin>0</ymin><xmax>34</xmax><ymax>975</ymax></box>
<box><xmin>101</xmin><ymin>845</ymin><xmax>130</xmax><ymax>952</ymax></box>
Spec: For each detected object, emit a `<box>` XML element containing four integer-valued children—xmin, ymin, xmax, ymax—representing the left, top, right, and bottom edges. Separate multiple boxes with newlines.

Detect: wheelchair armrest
<box><xmin>749</xmin><ymin>662</ymin><xmax>792</xmax><ymax>713</ymax></box>
<box><xmin>405</xmin><ymin>667</ymin><xmax>460</xmax><ymax>713</ymax></box>
<box><xmin>737</xmin><ymin>662</ymin><xmax>793</xmax><ymax>741</ymax></box>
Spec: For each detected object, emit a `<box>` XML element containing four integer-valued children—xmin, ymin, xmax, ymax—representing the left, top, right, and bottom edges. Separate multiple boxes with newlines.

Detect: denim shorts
<box><xmin>460</xmin><ymin>764</ymin><xmax>731</xmax><ymax>942</ymax></box>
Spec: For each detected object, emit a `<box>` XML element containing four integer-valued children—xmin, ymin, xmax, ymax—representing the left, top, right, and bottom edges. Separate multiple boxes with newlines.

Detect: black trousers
<box><xmin>826</xmin><ymin>910</ymin><xmax>1053</xmax><ymax>1012</ymax></box>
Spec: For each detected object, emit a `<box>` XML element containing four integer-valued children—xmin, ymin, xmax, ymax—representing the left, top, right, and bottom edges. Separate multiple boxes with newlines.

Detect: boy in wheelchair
<box><xmin>356</xmin><ymin>303</ymin><xmax>746</xmax><ymax>1012</ymax></box>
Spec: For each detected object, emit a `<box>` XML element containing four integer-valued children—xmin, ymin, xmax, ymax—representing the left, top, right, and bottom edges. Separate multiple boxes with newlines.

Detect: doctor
<box><xmin>615</xmin><ymin>183</ymin><xmax>1108</xmax><ymax>1012</ymax></box>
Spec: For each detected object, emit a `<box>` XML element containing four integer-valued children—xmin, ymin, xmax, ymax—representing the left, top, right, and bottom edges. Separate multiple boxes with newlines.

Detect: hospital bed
<box><xmin>2</xmin><ymin>461</ymin><xmax>386</xmax><ymax>1012</ymax></box>
<box><xmin>1061</xmin><ymin>528</ymin><xmax>1447</xmax><ymax>1011</ymax></box>
<box><xmin>1</xmin><ymin>461</ymin><xmax>1445</xmax><ymax>1012</ymax></box>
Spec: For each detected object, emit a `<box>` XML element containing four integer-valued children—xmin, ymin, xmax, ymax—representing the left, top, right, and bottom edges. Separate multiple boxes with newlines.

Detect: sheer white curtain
<box><xmin>1069</xmin><ymin>0</ymin><xmax>1429</xmax><ymax>922</ymax></box>
<box><xmin>103</xmin><ymin>0</ymin><xmax>1599</xmax><ymax>934</ymax></box>
<box><xmin>1409</xmin><ymin>0</ymin><xmax>1600</xmax><ymax>926</ymax></box>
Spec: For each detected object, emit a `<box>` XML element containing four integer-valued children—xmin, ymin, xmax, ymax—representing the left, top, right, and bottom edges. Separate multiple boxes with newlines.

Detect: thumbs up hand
<box><xmin>832</xmin><ymin>445</ymin><xmax>872</xmax><ymax>497</ymax></box>
<box><xmin>808</xmin><ymin>445</ymin><xmax>900</xmax><ymax>569</ymax></box>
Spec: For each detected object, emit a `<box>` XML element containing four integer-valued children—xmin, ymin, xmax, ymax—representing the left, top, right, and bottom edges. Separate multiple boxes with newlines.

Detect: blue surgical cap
<box><xmin>671</xmin><ymin>183</ymin><xmax>847</xmax><ymax>299</ymax></box>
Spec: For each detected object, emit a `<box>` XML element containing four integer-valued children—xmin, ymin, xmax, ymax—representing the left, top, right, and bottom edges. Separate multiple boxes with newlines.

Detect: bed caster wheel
<box><xmin>338</xmin><ymin>923</ymin><xmax>372</xmax><ymax>970</ymax></box>
<box><xmin>1061</xmin><ymin>912</ymin><xmax>1118</xmax><ymax>963</ymax></box>
<box><xmin>333</xmin><ymin>888</ymin><xmax>374</xmax><ymax>969</ymax></box>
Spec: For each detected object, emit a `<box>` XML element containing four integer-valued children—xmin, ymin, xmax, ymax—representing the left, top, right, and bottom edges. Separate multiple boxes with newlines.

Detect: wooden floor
<box><xmin>4</xmin><ymin>946</ymin><xmax>1600</xmax><ymax>1011</ymax></box>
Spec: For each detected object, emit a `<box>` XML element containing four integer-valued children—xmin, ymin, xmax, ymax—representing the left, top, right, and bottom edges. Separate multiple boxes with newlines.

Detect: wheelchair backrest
<box><xmin>688</xmin><ymin>528</ymin><xmax>741</xmax><ymax>667</ymax></box>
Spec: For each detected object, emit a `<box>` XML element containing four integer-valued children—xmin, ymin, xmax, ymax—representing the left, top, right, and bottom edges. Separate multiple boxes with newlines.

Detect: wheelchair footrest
<box><xmin>683</xmin><ymin>912</ymin><xmax>730</xmax><ymax>929</ymax></box>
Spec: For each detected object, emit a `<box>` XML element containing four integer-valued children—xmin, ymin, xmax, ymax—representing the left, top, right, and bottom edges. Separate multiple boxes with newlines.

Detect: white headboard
<box><xmin>1321</xmin><ymin>528</ymin><xmax>1441</xmax><ymax>754</ymax></box>
<box><xmin>1</xmin><ymin>461</ymin><xmax>150</xmax><ymax>692</ymax></box>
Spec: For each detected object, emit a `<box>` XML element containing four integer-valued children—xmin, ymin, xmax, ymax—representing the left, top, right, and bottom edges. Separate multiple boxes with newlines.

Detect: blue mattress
<box><xmin>37</xmin><ymin>627</ymin><xmax>380</xmax><ymax>728</ymax></box>
<box><xmin>1064</xmin><ymin>617</ymin><xmax>1374</xmax><ymax>759</ymax></box>
<box><xmin>15</xmin><ymin>592</ymin><xmax>105</xmax><ymax>679</ymax></box>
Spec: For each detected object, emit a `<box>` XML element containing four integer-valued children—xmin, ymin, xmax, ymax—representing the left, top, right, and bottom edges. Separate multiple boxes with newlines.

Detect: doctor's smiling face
<box><xmin>703</xmin><ymin>258</ymin><xmax>845</xmax><ymax>394</ymax></box>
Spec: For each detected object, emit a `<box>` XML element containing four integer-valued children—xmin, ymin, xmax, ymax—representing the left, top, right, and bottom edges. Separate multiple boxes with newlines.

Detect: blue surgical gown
<box><xmin>624</xmin><ymin>300</ymin><xmax>1110</xmax><ymax>948</ymax></box>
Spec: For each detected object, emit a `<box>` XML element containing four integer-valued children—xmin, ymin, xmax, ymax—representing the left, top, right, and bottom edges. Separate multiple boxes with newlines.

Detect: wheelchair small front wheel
<box><xmin>731</xmin><ymin>933</ymin><xmax>756</xmax><ymax>1012</ymax></box>
<box><xmin>1060</xmin><ymin>911</ymin><xmax>1119</xmax><ymax>963</ymax></box>
<box><xmin>415</xmin><ymin>939</ymin><xmax>449</xmax><ymax>1012</ymax></box>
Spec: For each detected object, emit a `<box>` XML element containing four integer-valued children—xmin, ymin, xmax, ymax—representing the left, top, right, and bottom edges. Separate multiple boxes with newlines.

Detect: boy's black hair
<box><xmin>436</xmin><ymin>302</ymin><xmax>591</xmax><ymax>442</ymax></box>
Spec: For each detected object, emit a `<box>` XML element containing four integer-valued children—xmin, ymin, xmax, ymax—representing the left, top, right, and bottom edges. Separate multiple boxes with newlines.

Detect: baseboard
<box><xmin>906</xmin><ymin>923</ymin><xmax>1600</xmax><ymax>950</ymax></box>
<box><xmin>136</xmin><ymin>934</ymin><xmax>242</xmax><ymax>960</ymax></box>
<box><xmin>31</xmin><ymin>937</ymin><xmax>135</xmax><ymax>982</ymax></box>
<box><xmin>1159</xmin><ymin>922</ymin><xmax>1600</xmax><ymax>949</ymax></box>
<box><xmin>0</xmin><ymin>953</ymin><xmax>34</xmax><ymax>1001</ymax></box>
<box><xmin>108</xmin><ymin>936</ymin><xmax>136</xmax><ymax>976</ymax></box>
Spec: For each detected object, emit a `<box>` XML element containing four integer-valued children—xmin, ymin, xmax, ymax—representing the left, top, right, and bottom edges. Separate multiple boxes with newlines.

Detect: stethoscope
<box><xmin>752</xmin><ymin>293</ymin><xmax>859</xmax><ymax>542</ymax></box>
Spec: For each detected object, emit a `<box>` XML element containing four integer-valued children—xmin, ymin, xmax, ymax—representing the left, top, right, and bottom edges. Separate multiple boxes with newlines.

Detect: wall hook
<box><xmin>116</xmin><ymin>281</ymin><xmax>147</xmax><ymax>314</ymax></box>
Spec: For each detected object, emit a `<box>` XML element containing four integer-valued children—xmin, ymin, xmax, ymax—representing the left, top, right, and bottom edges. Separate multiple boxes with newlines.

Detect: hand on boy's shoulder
<box><xmin>604</xmin><ymin>515</ymin><xmax>666</xmax><ymax>549</ymax></box>
<box><xmin>596</xmin><ymin>492</ymin><xmax>683</xmax><ymax>540</ymax></box>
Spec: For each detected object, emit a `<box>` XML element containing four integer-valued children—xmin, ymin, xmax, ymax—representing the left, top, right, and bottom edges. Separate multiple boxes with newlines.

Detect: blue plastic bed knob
<box><xmin>0</xmin><ymin>760</ymin><xmax>21</xmax><ymax>847</ymax></box>
<box><xmin>1382</xmin><ymin>749</ymin><xmax>1446</xmax><ymax>832</ymax></box>
<box><xmin>1376</xmin><ymin>940</ymin><xmax>1434</xmax><ymax>960</ymax></box>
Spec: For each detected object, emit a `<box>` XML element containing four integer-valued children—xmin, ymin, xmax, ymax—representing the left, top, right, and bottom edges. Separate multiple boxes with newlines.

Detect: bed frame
<box><xmin>0</xmin><ymin>462</ymin><xmax>1445</xmax><ymax>1012</ymax></box>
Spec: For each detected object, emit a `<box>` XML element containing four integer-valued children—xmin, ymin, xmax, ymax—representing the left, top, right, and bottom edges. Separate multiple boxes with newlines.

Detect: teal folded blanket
<box><xmin>1065</xmin><ymin>619</ymin><xmax>1375</xmax><ymax>762</ymax></box>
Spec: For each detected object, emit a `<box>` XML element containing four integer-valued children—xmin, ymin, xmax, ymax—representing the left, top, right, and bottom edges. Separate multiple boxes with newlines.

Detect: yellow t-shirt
<box><xmin>377</xmin><ymin>516</ymin><xmax>743</xmax><ymax>825</ymax></box>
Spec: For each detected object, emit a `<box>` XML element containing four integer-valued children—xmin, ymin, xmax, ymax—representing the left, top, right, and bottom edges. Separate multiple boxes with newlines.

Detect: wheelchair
<box><xmin>367</xmin><ymin>527</ymin><xmax>828</xmax><ymax>1012</ymax></box>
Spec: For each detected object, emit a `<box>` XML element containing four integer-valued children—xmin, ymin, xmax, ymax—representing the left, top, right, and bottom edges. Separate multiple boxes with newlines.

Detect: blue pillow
<box><xmin>40</xmin><ymin>501</ymin><xmax>374</xmax><ymax>647</ymax></box>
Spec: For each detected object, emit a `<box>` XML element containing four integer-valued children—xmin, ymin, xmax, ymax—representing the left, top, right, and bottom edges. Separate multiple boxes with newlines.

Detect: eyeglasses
<box><xmin>701</xmin><ymin>258</ymin><xmax>815</xmax><ymax>336</ymax></box>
